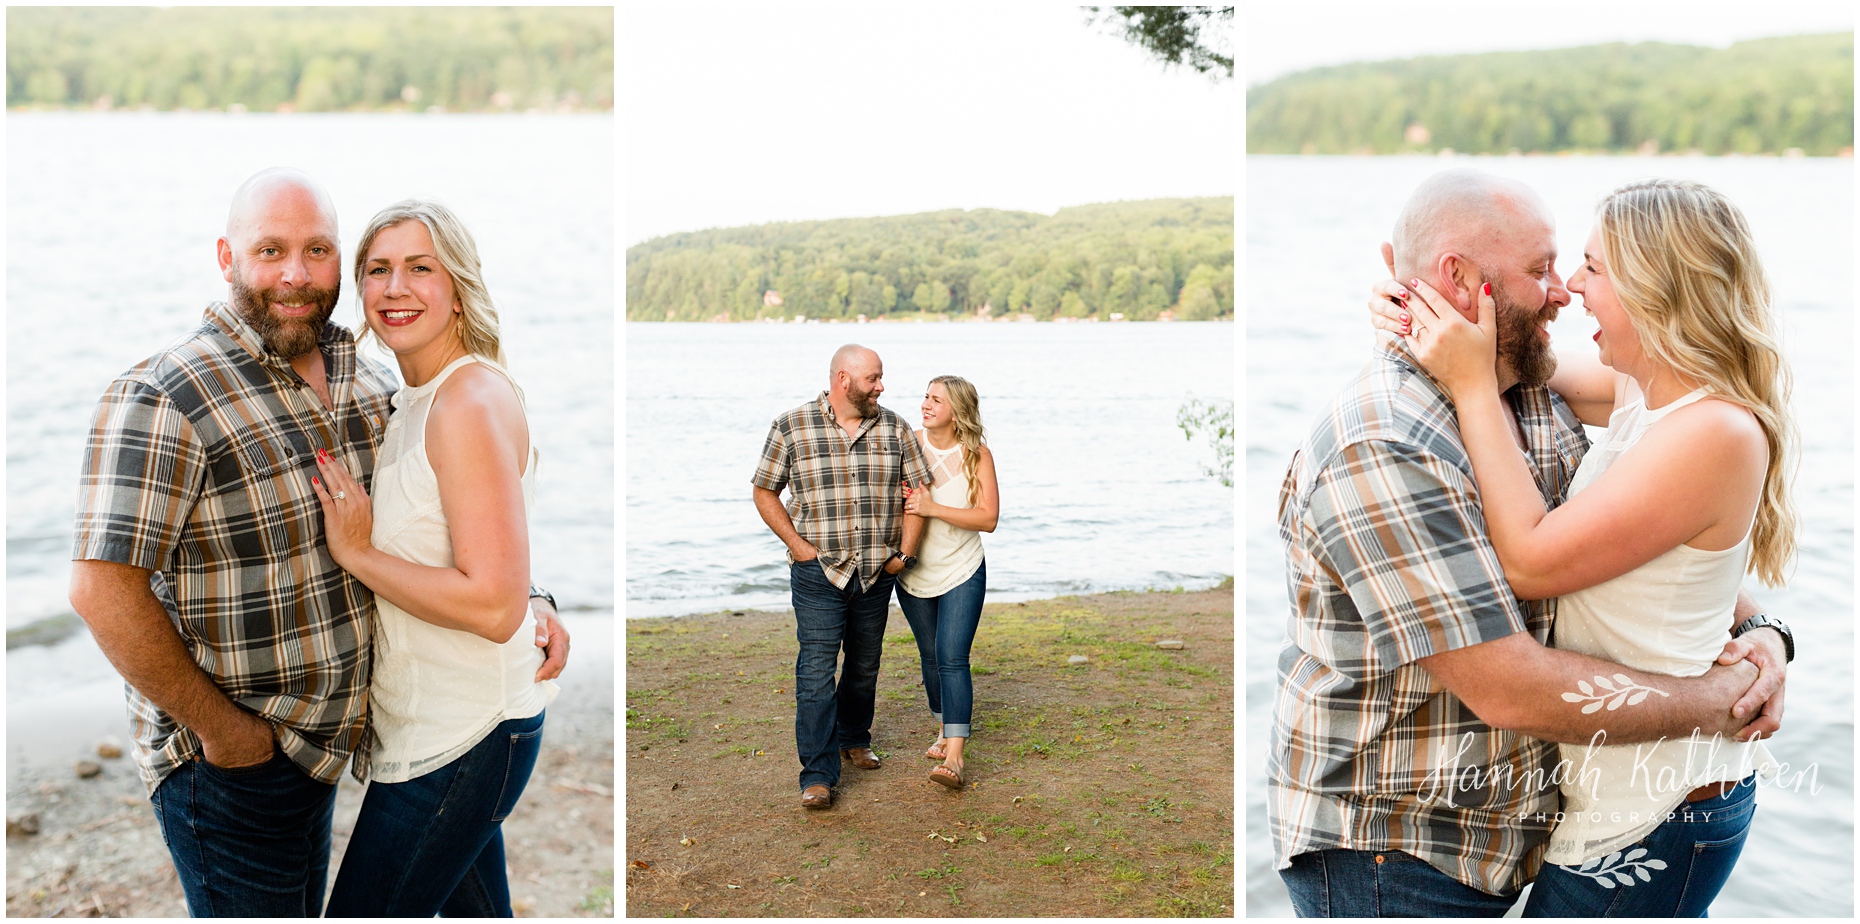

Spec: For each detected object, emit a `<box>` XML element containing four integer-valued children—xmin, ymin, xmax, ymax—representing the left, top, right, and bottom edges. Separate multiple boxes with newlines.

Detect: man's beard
<box><xmin>1494</xmin><ymin>288</ymin><xmax>1558</xmax><ymax>386</ymax></box>
<box><xmin>228</xmin><ymin>266</ymin><xmax>339</xmax><ymax>360</ymax></box>
<box><xmin>847</xmin><ymin>381</ymin><xmax>881</xmax><ymax>418</ymax></box>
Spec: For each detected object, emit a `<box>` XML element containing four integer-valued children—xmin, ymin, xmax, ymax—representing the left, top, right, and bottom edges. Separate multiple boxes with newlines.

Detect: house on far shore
<box><xmin>976</xmin><ymin>302</ymin><xmax>994</xmax><ymax>321</ymax></box>
<box><xmin>1158</xmin><ymin>309</ymin><xmax>1176</xmax><ymax>322</ymax></box>
<box><xmin>764</xmin><ymin>290</ymin><xmax>784</xmax><ymax>308</ymax></box>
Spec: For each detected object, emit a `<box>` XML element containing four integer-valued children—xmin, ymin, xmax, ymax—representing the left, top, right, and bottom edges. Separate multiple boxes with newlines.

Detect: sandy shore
<box><xmin>4</xmin><ymin>612</ymin><xmax>615</xmax><ymax>917</ymax></box>
<box><xmin>625</xmin><ymin>584</ymin><xmax>1235</xmax><ymax>917</ymax></box>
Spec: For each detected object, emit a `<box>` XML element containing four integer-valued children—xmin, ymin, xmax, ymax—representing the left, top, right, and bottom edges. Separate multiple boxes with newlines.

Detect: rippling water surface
<box><xmin>625</xmin><ymin>321</ymin><xmax>1233</xmax><ymax>616</ymax></box>
<box><xmin>1244</xmin><ymin>156</ymin><xmax>1853</xmax><ymax>917</ymax></box>
<box><xmin>6</xmin><ymin>113</ymin><xmax>615</xmax><ymax>628</ymax></box>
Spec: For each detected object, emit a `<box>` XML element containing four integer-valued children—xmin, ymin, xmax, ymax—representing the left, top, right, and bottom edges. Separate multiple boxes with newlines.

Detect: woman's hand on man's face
<box><xmin>1403</xmin><ymin>278</ymin><xmax>1500</xmax><ymax>399</ymax></box>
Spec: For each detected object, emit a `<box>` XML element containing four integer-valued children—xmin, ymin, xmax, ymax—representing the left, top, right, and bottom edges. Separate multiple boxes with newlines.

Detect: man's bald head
<box><xmin>1390</xmin><ymin>169</ymin><xmax>1551</xmax><ymax>289</ymax></box>
<box><xmin>829</xmin><ymin>344</ymin><xmax>880</xmax><ymax>382</ymax></box>
<box><xmin>225</xmin><ymin>167</ymin><xmax>339</xmax><ymax>245</ymax></box>
<box><xmin>217</xmin><ymin>167</ymin><xmax>343</xmax><ymax>360</ymax></box>
<box><xmin>828</xmin><ymin>344</ymin><xmax>884</xmax><ymax>419</ymax></box>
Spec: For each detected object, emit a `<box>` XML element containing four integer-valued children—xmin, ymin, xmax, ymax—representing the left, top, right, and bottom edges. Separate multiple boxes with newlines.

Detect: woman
<box><xmin>897</xmin><ymin>375</ymin><xmax>999</xmax><ymax>790</ymax></box>
<box><xmin>311</xmin><ymin>199</ymin><xmax>555</xmax><ymax>916</ymax></box>
<box><xmin>1376</xmin><ymin>179</ymin><xmax>1794</xmax><ymax>917</ymax></box>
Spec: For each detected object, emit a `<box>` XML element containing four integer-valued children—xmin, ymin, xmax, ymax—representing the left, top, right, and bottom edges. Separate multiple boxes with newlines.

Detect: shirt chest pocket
<box><xmin>206</xmin><ymin>430</ymin><xmax>314</xmax><ymax>501</ymax></box>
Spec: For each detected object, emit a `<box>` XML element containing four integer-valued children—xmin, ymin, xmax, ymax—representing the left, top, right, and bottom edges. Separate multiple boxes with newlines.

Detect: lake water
<box><xmin>5</xmin><ymin>112</ymin><xmax>615</xmax><ymax>634</ymax></box>
<box><xmin>1244</xmin><ymin>156</ymin><xmax>1853</xmax><ymax>916</ymax></box>
<box><xmin>624</xmin><ymin>321</ymin><xmax>1234</xmax><ymax>616</ymax></box>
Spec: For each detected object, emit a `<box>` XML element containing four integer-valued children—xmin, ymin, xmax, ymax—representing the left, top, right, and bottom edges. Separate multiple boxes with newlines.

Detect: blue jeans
<box><xmin>149</xmin><ymin>744</ymin><xmax>338</xmax><ymax>917</ymax></box>
<box><xmin>324</xmin><ymin>711</ymin><xmax>546</xmax><ymax>917</ymax></box>
<box><xmin>789</xmin><ymin>559</ymin><xmax>893</xmax><ymax>791</ymax></box>
<box><xmin>1281</xmin><ymin>848</ymin><xmax>1520</xmax><ymax>917</ymax></box>
<box><xmin>1524</xmin><ymin>776</ymin><xmax>1757</xmax><ymax>917</ymax></box>
<box><xmin>895</xmin><ymin>559</ymin><xmax>986</xmax><ymax>738</ymax></box>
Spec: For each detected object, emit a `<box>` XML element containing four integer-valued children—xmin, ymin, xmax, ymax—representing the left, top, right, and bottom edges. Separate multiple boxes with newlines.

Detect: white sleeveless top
<box><xmin>1543</xmin><ymin>384</ymin><xmax>1777</xmax><ymax>864</ymax></box>
<box><xmin>897</xmin><ymin>436</ymin><xmax>985</xmax><ymax>598</ymax></box>
<box><xmin>362</xmin><ymin>354</ymin><xmax>558</xmax><ymax>783</ymax></box>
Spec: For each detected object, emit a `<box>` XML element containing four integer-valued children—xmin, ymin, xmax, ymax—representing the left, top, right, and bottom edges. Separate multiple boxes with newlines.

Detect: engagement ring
<box><xmin>334</xmin><ymin>491</ymin><xmax>347</xmax><ymax>500</ymax></box>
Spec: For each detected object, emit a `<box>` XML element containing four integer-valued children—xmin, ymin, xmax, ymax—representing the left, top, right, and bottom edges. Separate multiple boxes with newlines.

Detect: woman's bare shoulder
<box><xmin>1660</xmin><ymin>396</ymin><xmax>1768</xmax><ymax>465</ymax></box>
<box><xmin>429</xmin><ymin>361</ymin><xmax>527</xmax><ymax>437</ymax></box>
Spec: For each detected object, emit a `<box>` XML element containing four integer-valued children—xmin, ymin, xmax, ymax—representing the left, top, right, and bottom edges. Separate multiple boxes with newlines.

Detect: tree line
<box><xmin>1248</xmin><ymin>33</ymin><xmax>1853</xmax><ymax>156</ymax></box>
<box><xmin>626</xmin><ymin>198</ymin><xmax>1234</xmax><ymax>323</ymax></box>
<box><xmin>6</xmin><ymin>7</ymin><xmax>613</xmax><ymax>112</ymax></box>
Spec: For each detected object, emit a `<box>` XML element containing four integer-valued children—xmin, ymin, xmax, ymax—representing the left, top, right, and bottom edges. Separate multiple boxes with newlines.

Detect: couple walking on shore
<box><xmin>752</xmin><ymin>344</ymin><xmax>1001</xmax><ymax>809</ymax></box>
<box><xmin>69</xmin><ymin>168</ymin><xmax>568</xmax><ymax>916</ymax></box>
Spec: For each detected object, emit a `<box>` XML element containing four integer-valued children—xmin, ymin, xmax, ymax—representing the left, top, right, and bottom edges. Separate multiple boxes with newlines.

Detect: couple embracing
<box><xmin>69</xmin><ymin>168</ymin><xmax>564</xmax><ymax>916</ymax></box>
<box><xmin>1272</xmin><ymin>169</ymin><xmax>1799</xmax><ymax>917</ymax></box>
<box><xmin>753</xmin><ymin>344</ymin><xmax>1001</xmax><ymax>810</ymax></box>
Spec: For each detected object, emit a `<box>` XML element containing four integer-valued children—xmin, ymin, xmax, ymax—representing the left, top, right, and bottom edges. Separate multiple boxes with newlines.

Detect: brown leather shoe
<box><xmin>801</xmin><ymin>784</ymin><xmax>832</xmax><ymax>809</ymax></box>
<box><xmin>841</xmin><ymin>747</ymin><xmax>881</xmax><ymax>770</ymax></box>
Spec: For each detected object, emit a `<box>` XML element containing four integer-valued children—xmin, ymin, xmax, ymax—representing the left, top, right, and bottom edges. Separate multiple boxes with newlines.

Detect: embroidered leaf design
<box><xmin>1577</xmin><ymin>680</ymin><xmax>1595</xmax><ymax>696</ymax></box>
<box><xmin>1607</xmin><ymin>691</ymin><xmax>1630</xmax><ymax>710</ymax></box>
<box><xmin>1562</xmin><ymin>692</ymin><xmax>1586</xmax><ymax>702</ymax></box>
<box><xmin>1613</xmin><ymin>673</ymin><xmax>1635</xmax><ymax>687</ymax></box>
<box><xmin>1628</xmin><ymin>690</ymin><xmax>1650</xmax><ymax>705</ymax></box>
<box><xmin>1582</xmin><ymin>700</ymin><xmax>1605</xmax><ymax>714</ymax></box>
<box><xmin>1645</xmin><ymin>859</ymin><xmax>1669</xmax><ymax>871</ymax></box>
<box><xmin>1593</xmin><ymin>675</ymin><xmax>1618</xmax><ymax>692</ymax></box>
<box><xmin>1626</xmin><ymin>848</ymin><xmax>1648</xmax><ymax>862</ymax></box>
<box><xmin>1578</xmin><ymin>857</ymin><xmax>1603</xmax><ymax>872</ymax></box>
<box><xmin>1596</xmin><ymin>876</ymin><xmax>1616</xmax><ymax>889</ymax></box>
<box><xmin>1636</xmin><ymin>866</ymin><xmax>1652</xmax><ymax>882</ymax></box>
<box><xmin>1603</xmin><ymin>851</ymin><xmax>1623</xmax><ymax>867</ymax></box>
<box><xmin>1614</xmin><ymin>870</ymin><xmax>1635</xmax><ymax>886</ymax></box>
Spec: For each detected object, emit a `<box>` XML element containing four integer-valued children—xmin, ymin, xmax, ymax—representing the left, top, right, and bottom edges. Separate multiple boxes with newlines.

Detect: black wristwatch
<box><xmin>887</xmin><ymin>552</ymin><xmax>917</xmax><ymax>572</ymax></box>
<box><xmin>529</xmin><ymin>584</ymin><xmax>557</xmax><ymax>612</ymax></box>
<box><xmin>1733</xmin><ymin>613</ymin><xmax>1794</xmax><ymax>663</ymax></box>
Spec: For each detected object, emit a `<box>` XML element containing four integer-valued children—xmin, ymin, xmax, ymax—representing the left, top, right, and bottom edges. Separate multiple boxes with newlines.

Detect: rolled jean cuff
<box><xmin>942</xmin><ymin>723</ymin><xmax>971</xmax><ymax>738</ymax></box>
<box><xmin>931</xmin><ymin>712</ymin><xmax>941</xmax><ymax>724</ymax></box>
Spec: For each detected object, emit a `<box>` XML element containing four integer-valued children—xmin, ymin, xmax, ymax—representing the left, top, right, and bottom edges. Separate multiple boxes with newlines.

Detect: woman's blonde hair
<box><xmin>353</xmin><ymin>198</ymin><xmax>506</xmax><ymax>367</ymax></box>
<box><xmin>930</xmin><ymin>375</ymin><xmax>987</xmax><ymax>508</ymax></box>
<box><xmin>1596</xmin><ymin>178</ymin><xmax>1797</xmax><ymax>585</ymax></box>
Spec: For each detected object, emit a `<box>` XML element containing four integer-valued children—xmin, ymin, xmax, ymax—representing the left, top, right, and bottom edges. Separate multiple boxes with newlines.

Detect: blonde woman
<box><xmin>898</xmin><ymin>375</ymin><xmax>999</xmax><ymax>789</ymax></box>
<box><xmin>1380</xmin><ymin>179</ymin><xmax>1795</xmax><ymax>917</ymax></box>
<box><xmin>311</xmin><ymin>200</ymin><xmax>555</xmax><ymax>916</ymax></box>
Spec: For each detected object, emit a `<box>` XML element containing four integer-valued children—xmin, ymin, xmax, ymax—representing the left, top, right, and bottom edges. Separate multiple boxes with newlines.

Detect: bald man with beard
<box><xmin>753</xmin><ymin>344</ymin><xmax>933</xmax><ymax>810</ymax></box>
<box><xmin>68</xmin><ymin>168</ymin><xmax>568</xmax><ymax>916</ymax></box>
<box><xmin>1266</xmin><ymin>169</ymin><xmax>1787</xmax><ymax>916</ymax></box>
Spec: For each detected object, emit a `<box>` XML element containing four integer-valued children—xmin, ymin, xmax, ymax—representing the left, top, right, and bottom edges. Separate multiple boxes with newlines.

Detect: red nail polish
<box><xmin>1410</xmin><ymin>278</ymin><xmax>1421</xmax><ymax>288</ymax></box>
<box><xmin>313</xmin><ymin>476</ymin><xmax>321</xmax><ymax>486</ymax></box>
<box><xmin>1399</xmin><ymin>313</ymin><xmax>1409</xmax><ymax>322</ymax></box>
<box><xmin>1482</xmin><ymin>283</ymin><xmax>1492</xmax><ymax>296</ymax></box>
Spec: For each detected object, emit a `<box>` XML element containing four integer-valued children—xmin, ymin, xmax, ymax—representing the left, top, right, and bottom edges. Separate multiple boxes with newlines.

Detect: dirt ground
<box><xmin>624</xmin><ymin>583</ymin><xmax>1234</xmax><ymax>917</ymax></box>
<box><xmin>4</xmin><ymin>615</ymin><xmax>616</xmax><ymax>918</ymax></box>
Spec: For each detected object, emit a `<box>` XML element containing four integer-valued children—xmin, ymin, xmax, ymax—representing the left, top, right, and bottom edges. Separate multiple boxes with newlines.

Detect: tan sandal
<box><xmin>929</xmin><ymin>762</ymin><xmax>964</xmax><ymax>790</ymax></box>
<box><xmin>925</xmin><ymin>737</ymin><xmax>948</xmax><ymax>761</ymax></box>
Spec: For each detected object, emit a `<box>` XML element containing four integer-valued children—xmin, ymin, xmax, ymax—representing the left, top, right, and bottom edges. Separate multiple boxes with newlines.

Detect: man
<box><xmin>1269</xmin><ymin>169</ymin><xmax>1791</xmax><ymax>916</ymax></box>
<box><xmin>753</xmin><ymin>344</ymin><xmax>932</xmax><ymax>810</ymax></box>
<box><xmin>68</xmin><ymin>167</ymin><xmax>569</xmax><ymax>917</ymax></box>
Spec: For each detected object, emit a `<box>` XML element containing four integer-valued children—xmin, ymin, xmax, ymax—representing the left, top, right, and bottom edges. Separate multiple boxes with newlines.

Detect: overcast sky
<box><xmin>1247</xmin><ymin>0</ymin><xmax>1854</xmax><ymax>86</ymax></box>
<box><xmin>622</xmin><ymin>5</ymin><xmax>1236</xmax><ymax>244</ymax></box>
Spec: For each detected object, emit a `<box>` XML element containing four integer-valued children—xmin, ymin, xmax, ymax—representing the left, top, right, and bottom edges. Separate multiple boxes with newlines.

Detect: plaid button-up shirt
<box><xmin>73</xmin><ymin>301</ymin><xmax>398</xmax><ymax>793</ymax></box>
<box><xmin>753</xmin><ymin>392</ymin><xmax>933</xmax><ymax>593</ymax></box>
<box><xmin>1269</xmin><ymin>341</ymin><xmax>1589</xmax><ymax>896</ymax></box>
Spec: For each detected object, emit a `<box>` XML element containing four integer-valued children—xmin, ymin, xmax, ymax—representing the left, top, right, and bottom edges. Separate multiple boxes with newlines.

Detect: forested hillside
<box><xmin>626</xmin><ymin>198</ymin><xmax>1234</xmax><ymax>322</ymax></box>
<box><xmin>6</xmin><ymin>7</ymin><xmax>613</xmax><ymax>112</ymax></box>
<box><xmin>1247</xmin><ymin>33</ymin><xmax>1852</xmax><ymax>155</ymax></box>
